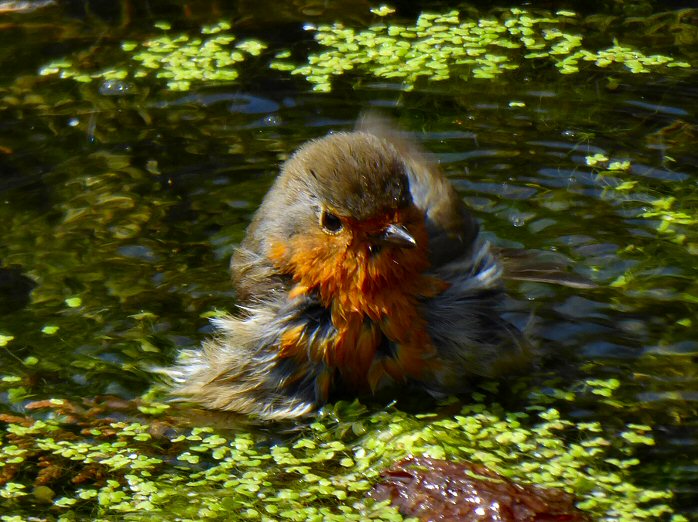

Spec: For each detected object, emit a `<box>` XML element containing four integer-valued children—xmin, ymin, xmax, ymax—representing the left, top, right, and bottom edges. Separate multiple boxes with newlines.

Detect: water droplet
<box><xmin>263</xmin><ymin>115</ymin><xmax>280</xmax><ymax>127</ymax></box>
<box><xmin>99</xmin><ymin>79</ymin><xmax>135</xmax><ymax>96</ymax></box>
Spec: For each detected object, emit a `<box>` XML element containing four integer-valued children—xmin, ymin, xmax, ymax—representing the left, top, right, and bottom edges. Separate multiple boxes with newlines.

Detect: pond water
<box><xmin>0</xmin><ymin>0</ymin><xmax>697</xmax><ymax>520</ymax></box>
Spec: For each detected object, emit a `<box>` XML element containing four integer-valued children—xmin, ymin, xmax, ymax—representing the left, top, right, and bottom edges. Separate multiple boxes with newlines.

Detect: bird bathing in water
<box><xmin>168</xmin><ymin>115</ymin><xmax>590</xmax><ymax>420</ymax></box>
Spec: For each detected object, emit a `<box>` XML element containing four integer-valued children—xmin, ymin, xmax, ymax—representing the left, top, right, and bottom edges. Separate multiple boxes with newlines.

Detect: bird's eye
<box><xmin>320</xmin><ymin>210</ymin><xmax>343</xmax><ymax>234</ymax></box>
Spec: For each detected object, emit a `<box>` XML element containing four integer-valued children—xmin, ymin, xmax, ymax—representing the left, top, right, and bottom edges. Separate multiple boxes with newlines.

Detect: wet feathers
<box><xmin>169</xmin><ymin>118</ymin><xmax>524</xmax><ymax>419</ymax></box>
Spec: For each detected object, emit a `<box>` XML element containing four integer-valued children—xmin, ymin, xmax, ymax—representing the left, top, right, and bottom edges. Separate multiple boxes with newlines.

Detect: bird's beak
<box><xmin>375</xmin><ymin>224</ymin><xmax>417</xmax><ymax>249</ymax></box>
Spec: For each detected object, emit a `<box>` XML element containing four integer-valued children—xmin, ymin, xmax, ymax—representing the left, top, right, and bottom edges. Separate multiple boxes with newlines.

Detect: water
<box><xmin>0</xmin><ymin>1</ymin><xmax>696</xmax><ymax>519</ymax></box>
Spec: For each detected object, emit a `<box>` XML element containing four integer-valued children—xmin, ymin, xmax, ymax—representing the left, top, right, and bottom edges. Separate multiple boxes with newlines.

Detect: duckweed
<box><xmin>270</xmin><ymin>7</ymin><xmax>691</xmax><ymax>92</ymax></box>
<box><xmin>39</xmin><ymin>22</ymin><xmax>267</xmax><ymax>92</ymax></box>
<box><xmin>4</xmin><ymin>4</ymin><xmax>695</xmax><ymax>521</ymax></box>
<box><xmin>64</xmin><ymin>297</ymin><xmax>82</xmax><ymax>308</ymax></box>
<box><xmin>35</xmin><ymin>7</ymin><xmax>692</xmax><ymax>93</ymax></box>
<box><xmin>0</xmin><ymin>376</ymin><xmax>683</xmax><ymax>520</ymax></box>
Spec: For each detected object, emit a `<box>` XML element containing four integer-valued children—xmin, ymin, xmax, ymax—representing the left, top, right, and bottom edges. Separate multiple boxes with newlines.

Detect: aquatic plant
<box><xmin>584</xmin><ymin>152</ymin><xmax>698</xmax><ymax>254</ymax></box>
<box><xmin>0</xmin><ymin>377</ymin><xmax>686</xmax><ymax>520</ymax></box>
<box><xmin>39</xmin><ymin>21</ymin><xmax>267</xmax><ymax>92</ymax></box>
<box><xmin>2</xmin><ymin>5</ymin><xmax>694</xmax><ymax>521</ymax></box>
<box><xmin>270</xmin><ymin>7</ymin><xmax>691</xmax><ymax>92</ymax></box>
<box><xmin>35</xmin><ymin>7</ymin><xmax>692</xmax><ymax>93</ymax></box>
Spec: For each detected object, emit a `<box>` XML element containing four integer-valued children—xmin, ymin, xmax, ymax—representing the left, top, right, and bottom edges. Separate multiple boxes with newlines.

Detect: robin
<box><xmin>169</xmin><ymin>115</ymin><xmax>585</xmax><ymax>420</ymax></box>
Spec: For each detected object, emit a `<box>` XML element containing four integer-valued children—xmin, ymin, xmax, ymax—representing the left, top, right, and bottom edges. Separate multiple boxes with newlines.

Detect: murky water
<box><xmin>1</xmin><ymin>1</ymin><xmax>696</xmax><ymax>519</ymax></box>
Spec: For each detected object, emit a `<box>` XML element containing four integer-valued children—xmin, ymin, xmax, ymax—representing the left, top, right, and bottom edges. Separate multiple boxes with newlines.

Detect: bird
<box><xmin>168</xmin><ymin>115</ymin><xmax>586</xmax><ymax>420</ymax></box>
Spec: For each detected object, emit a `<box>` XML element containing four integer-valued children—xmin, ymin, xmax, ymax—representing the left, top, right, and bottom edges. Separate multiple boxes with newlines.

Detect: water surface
<box><xmin>0</xmin><ymin>1</ymin><xmax>696</xmax><ymax>519</ymax></box>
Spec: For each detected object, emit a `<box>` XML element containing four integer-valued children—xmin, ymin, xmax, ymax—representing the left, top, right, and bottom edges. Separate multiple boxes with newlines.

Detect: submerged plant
<box><xmin>584</xmin><ymin>152</ymin><xmax>698</xmax><ymax>250</ymax></box>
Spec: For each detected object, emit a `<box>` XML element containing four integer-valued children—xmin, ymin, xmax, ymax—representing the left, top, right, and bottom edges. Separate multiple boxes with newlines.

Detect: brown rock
<box><xmin>370</xmin><ymin>456</ymin><xmax>590</xmax><ymax>522</ymax></box>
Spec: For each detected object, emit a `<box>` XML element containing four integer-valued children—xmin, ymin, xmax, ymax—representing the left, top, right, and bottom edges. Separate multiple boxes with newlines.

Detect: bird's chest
<box><xmin>280</xmin><ymin>286</ymin><xmax>438</xmax><ymax>394</ymax></box>
<box><xmin>270</xmin><ymin>229</ymin><xmax>448</xmax><ymax>392</ymax></box>
<box><xmin>330</xmin><ymin>299</ymin><xmax>437</xmax><ymax>392</ymax></box>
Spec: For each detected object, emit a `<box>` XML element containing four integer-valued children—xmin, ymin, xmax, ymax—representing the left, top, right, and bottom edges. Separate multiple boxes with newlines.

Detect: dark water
<box><xmin>0</xmin><ymin>0</ymin><xmax>697</xmax><ymax>519</ymax></box>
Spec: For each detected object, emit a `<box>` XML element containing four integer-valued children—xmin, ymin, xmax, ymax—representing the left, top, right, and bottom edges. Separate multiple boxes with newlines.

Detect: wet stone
<box><xmin>370</xmin><ymin>456</ymin><xmax>589</xmax><ymax>521</ymax></box>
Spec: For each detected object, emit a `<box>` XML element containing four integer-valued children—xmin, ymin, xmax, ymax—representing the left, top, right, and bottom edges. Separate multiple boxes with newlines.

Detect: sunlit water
<box><xmin>0</xmin><ymin>0</ymin><xmax>696</xmax><ymax>518</ymax></box>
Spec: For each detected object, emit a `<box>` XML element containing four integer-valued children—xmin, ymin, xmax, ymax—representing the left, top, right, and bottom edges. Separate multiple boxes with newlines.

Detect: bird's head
<box><xmin>253</xmin><ymin>131</ymin><xmax>443</xmax><ymax>317</ymax></box>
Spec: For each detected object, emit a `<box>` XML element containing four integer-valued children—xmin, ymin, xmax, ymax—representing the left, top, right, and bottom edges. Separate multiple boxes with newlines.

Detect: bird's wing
<box><xmin>357</xmin><ymin>114</ymin><xmax>480</xmax><ymax>268</ymax></box>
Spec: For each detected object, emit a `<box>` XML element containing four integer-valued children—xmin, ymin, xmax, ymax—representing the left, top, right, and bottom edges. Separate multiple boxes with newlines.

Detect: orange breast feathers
<box><xmin>268</xmin><ymin>206</ymin><xmax>449</xmax><ymax>391</ymax></box>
